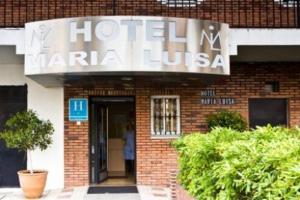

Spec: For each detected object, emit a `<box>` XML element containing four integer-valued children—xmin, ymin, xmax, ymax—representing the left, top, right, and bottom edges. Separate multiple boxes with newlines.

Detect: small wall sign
<box><xmin>200</xmin><ymin>98</ymin><xmax>235</xmax><ymax>105</ymax></box>
<box><xmin>200</xmin><ymin>89</ymin><xmax>215</xmax><ymax>97</ymax></box>
<box><xmin>69</xmin><ymin>98</ymin><xmax>88</xmax><ymax>121</ymax></box>
<box><xmin>200</xmin><ymin>89</ymin><xmax>236</xmax><ymax>105</ymax></box>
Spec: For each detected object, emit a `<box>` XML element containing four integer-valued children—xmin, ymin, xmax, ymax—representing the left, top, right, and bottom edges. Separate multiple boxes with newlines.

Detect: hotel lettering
<box><xmin>25</xmin><ymin>17</ymin><xmax>230</xmax><ymax>76</ymax></box>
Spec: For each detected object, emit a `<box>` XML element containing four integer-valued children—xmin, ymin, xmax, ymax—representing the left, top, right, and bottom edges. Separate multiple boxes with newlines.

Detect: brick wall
<box><xmin>64</xmin><ymin>63</ymin><xmax>300</xmax><ymax>188</ymax></box>
<box><xmin>0</xmin><ymin>0</ymin><xmax>298</xmax><ymax>28</ymax></box>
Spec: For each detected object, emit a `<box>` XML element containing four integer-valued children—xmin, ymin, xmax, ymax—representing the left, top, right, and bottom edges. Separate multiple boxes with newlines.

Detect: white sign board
<box><xmin>25</xmin><ymin>16</ymin><xmax>230</xmax><ymax>76</ymax></box>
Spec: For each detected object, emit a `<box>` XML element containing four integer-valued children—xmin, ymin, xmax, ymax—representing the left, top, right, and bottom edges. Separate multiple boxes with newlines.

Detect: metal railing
<box><xmin>0</xmin><ymin>0</ymin><xmax>299</xmax><ymax>28</ymax></box>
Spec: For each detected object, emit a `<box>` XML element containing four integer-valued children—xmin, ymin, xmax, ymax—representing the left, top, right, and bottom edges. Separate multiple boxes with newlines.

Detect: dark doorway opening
<box><xmin>249</xmin><ymin>98</ymin><xmax>288</xmax><ymax>128</ymax></box>
<box><xmin>89</xmin><ymin>97</ymin><xmax>136</xmax><ymax>186</ymax></box>
<box><xmin>0</xmin><ymin>86</ymin><xmax>27</xmax><ymax>187</ymax></box>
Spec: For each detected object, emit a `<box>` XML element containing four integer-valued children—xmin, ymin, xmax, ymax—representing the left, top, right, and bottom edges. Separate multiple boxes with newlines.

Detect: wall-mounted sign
<box><xmin>25</xmin><ymin>16</ymin><xmax>229</xmax><ymax>80</ymax></box>
<box><xmin>200</xmin><ymin>98</ymin><xmax>235</xmax><ymax>105</ymax></box>
<box><xmin>200</xmin><ymin>89</ymin><xmax>216</xmax><ymax>97</ymax></box>
<box><xmin>69</xmin><ymin>98</ymin><xmax>88</xmax><ymax>121</ymax></box>
<box><xmin>200</xmin><ymin>89</ymin><xmax>235</xmax><ymax>105</ymax></box>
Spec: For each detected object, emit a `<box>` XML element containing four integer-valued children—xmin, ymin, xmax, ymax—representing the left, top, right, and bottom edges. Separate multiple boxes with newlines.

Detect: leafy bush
<box><xmin>206</xmin><ymin>109</ymin><xmax>247</xmax><ymax>131</ymax></box>
<box><xmin>0</xmin><ymin>110</ymin><xmax>54</xmax><ymax>173</ymax></box>
<box><xmin>173</xmin><ymin>126</ymin><xmax>300</xmax><ymax>200</ymax></box>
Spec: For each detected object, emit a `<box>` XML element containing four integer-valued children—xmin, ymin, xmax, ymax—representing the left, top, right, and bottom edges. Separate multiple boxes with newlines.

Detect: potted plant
<box><xmin>0</xmin><ymin>110</ymin><xmax>54</xmax><ymax>199</ymax></box>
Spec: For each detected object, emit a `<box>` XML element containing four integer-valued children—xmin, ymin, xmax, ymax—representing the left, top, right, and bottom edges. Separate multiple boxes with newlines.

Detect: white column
<box><xmin>27</xmin><ymin>79</ymin><xmax>64</xmax><ymax>189</ymax></box>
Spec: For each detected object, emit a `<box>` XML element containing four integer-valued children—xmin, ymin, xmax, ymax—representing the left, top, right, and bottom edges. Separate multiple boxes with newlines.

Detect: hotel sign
<box><xmin>69</xmin><ymin>98</ymin><xmax>88</xmax><ymax>121</ymax></box>
<box><xmin>25</xmin><ymin>16</ymin><xmax>229</xmax><ymax>76</ymax></box>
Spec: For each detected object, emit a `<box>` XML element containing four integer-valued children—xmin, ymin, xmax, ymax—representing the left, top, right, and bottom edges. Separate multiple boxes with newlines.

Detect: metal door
<box><xmin>0</xmin><ymin>86</ymin><xmax>27</xmax><ymax>187</ymax></box>
<box><xmin>249</xmin><ymin>98</ymin><xmax>288</xmax><ymax>128</ymax></box>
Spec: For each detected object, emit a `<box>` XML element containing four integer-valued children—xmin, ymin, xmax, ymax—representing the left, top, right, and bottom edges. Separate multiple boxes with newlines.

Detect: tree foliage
<box><xmin>0</xmin><ymin>110</ymin><xmax>54</xmax><ymax>152</ymax></box>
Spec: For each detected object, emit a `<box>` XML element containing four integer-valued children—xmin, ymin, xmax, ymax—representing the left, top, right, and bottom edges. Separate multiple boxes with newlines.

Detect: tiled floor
<box><xmin>0</xmin><ymin>186</ymin><xmax>171</xmax><ymax>200</ymax></box>
<box><xmin>138</xmin><ymin>186</ymin><xmax>171</xmax><ymax>200</ymax></box>
<box><xmin>85</xmin><ymin>194</ymin><xmax>141</xmax><ymax>200</ymax></box>
<box><xmin>96</xmin><ymin>176</ymin><xmax>136</xmax><ymax>186</ymax></box>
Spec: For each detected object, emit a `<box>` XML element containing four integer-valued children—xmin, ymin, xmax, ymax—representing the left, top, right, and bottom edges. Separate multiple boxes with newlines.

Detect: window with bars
<box><xmin>274</xmin><ymin>0</ymin><xmax>299</xmax><ymax>7</ymax></box>
<box><xmin>151</xmin><ymin>96</ymin><xmax>180</xmax><ymax>137</ymax></box>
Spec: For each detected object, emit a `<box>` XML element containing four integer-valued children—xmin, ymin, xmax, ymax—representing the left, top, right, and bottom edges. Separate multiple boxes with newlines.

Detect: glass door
<box><xmin>97</xmin><ymin>106</ymin><xmax>108</xmax><ymax>182</ymax></box>
<box><xmin>90</xmin><ymin>104</ymin><xmax>108</xmax><ymax>184</ymax></box>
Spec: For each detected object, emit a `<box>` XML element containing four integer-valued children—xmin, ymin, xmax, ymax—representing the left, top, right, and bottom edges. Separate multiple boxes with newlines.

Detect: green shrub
<box><xmin>173</xmin><ymin>126</ymin><xmax>300</xmax><ymax>200</ymax></box>
<box><xmin>206</xmin><ymin>109</ymin><xmax>247</xmax><ymax>131</ymax></box>
<box><xmin>0</xmin><ymin>110</ymin><xmax>54</xmax><ymax>173</ymax></box>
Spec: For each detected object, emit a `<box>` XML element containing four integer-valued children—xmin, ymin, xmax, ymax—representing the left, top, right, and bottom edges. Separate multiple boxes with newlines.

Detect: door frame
<box><xmin>88</xmin><ymin>96</ymin><xmax>136</xmax><ymax>185</ymax></box>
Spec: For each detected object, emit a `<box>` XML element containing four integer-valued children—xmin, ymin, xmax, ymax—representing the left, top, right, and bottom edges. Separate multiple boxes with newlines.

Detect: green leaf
<box><xmin>0</xmin><ymin>110</ymin><xmax>54</xmax><ymax>152</ymax></box>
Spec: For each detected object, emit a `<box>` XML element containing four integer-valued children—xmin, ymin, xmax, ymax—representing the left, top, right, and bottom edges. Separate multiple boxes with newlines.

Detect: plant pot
<box><xmin>18</xmin><ymin>170</ymin><xmax>48</xmax><ymax>199</ymax></box>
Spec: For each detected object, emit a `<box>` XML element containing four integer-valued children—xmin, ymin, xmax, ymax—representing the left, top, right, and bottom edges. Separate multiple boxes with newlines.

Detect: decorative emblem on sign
<box><xmin>30</xmin><ymin>24</ymin><xmax>52</xmax><ymax>54</ymax></box>
<box><xmin>156</xmin><ymin>0</ymin><xmax>205</xmax><ymax>7</ymax></box>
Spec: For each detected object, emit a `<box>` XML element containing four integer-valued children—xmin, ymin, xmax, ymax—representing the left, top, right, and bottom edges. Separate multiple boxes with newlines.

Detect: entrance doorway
<box><xmin>89</xmin><ymin>97</ymin><xmax>136</xmax><ymax>186</ymax></box>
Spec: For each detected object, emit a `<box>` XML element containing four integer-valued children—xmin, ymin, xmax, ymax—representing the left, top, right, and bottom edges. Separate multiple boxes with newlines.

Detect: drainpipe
<box><xmin>298</xmin><ymin>0</ymin><xmax>300</xmax><ymax>28</ymax></box>
<box><xmin>113</xmin><ymin>0</ymin><xmax>117</xmax><ymax>15</ymax></box>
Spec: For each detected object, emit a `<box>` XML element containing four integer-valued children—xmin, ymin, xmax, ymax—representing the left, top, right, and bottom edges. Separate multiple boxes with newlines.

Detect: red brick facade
<box><xmin>0</xmin><ymin>0</ymin><xmax>297</xmax><ymax>28</ymax></box>
<box><xmin>64</xmin><ymin>63</ymin><xmax>300</xmax><ymax>188</ymax></box>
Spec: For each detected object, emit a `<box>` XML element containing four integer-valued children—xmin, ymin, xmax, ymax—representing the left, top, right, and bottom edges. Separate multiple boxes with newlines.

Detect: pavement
<box><xmin>0</xmin><ymin>186</ymin><xmax>171</xmax><ymax>200</ymax></box>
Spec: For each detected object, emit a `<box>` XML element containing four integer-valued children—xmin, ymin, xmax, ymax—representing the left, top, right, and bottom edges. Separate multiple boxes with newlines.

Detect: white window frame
<box><xmin>150</xmin><ymin>95</ymin><xmax>181</xmax><ymax>138</ymax></box>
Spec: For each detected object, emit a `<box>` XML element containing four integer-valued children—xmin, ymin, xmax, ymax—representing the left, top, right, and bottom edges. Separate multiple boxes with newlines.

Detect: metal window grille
<box><xmin>274</xmin><ymin>0</ymin><xmax>298</xmax><ymax>7</ymax></box>
<box><xmin>151</xmin><ymin>96</ymin><xmax>180</xmax><ymax>137</ymax></box>
<box><xmin>0</xmin><ymin>0</ymin><xmax>299</xmax><ymax>28</ymax></box>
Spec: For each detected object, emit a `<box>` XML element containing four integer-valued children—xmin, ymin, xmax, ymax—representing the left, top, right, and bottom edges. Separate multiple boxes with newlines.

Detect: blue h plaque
<box><xmin>69</xmin><ymin>98</ymin><xmax>88</xmax><ymax>121</ymax></box>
